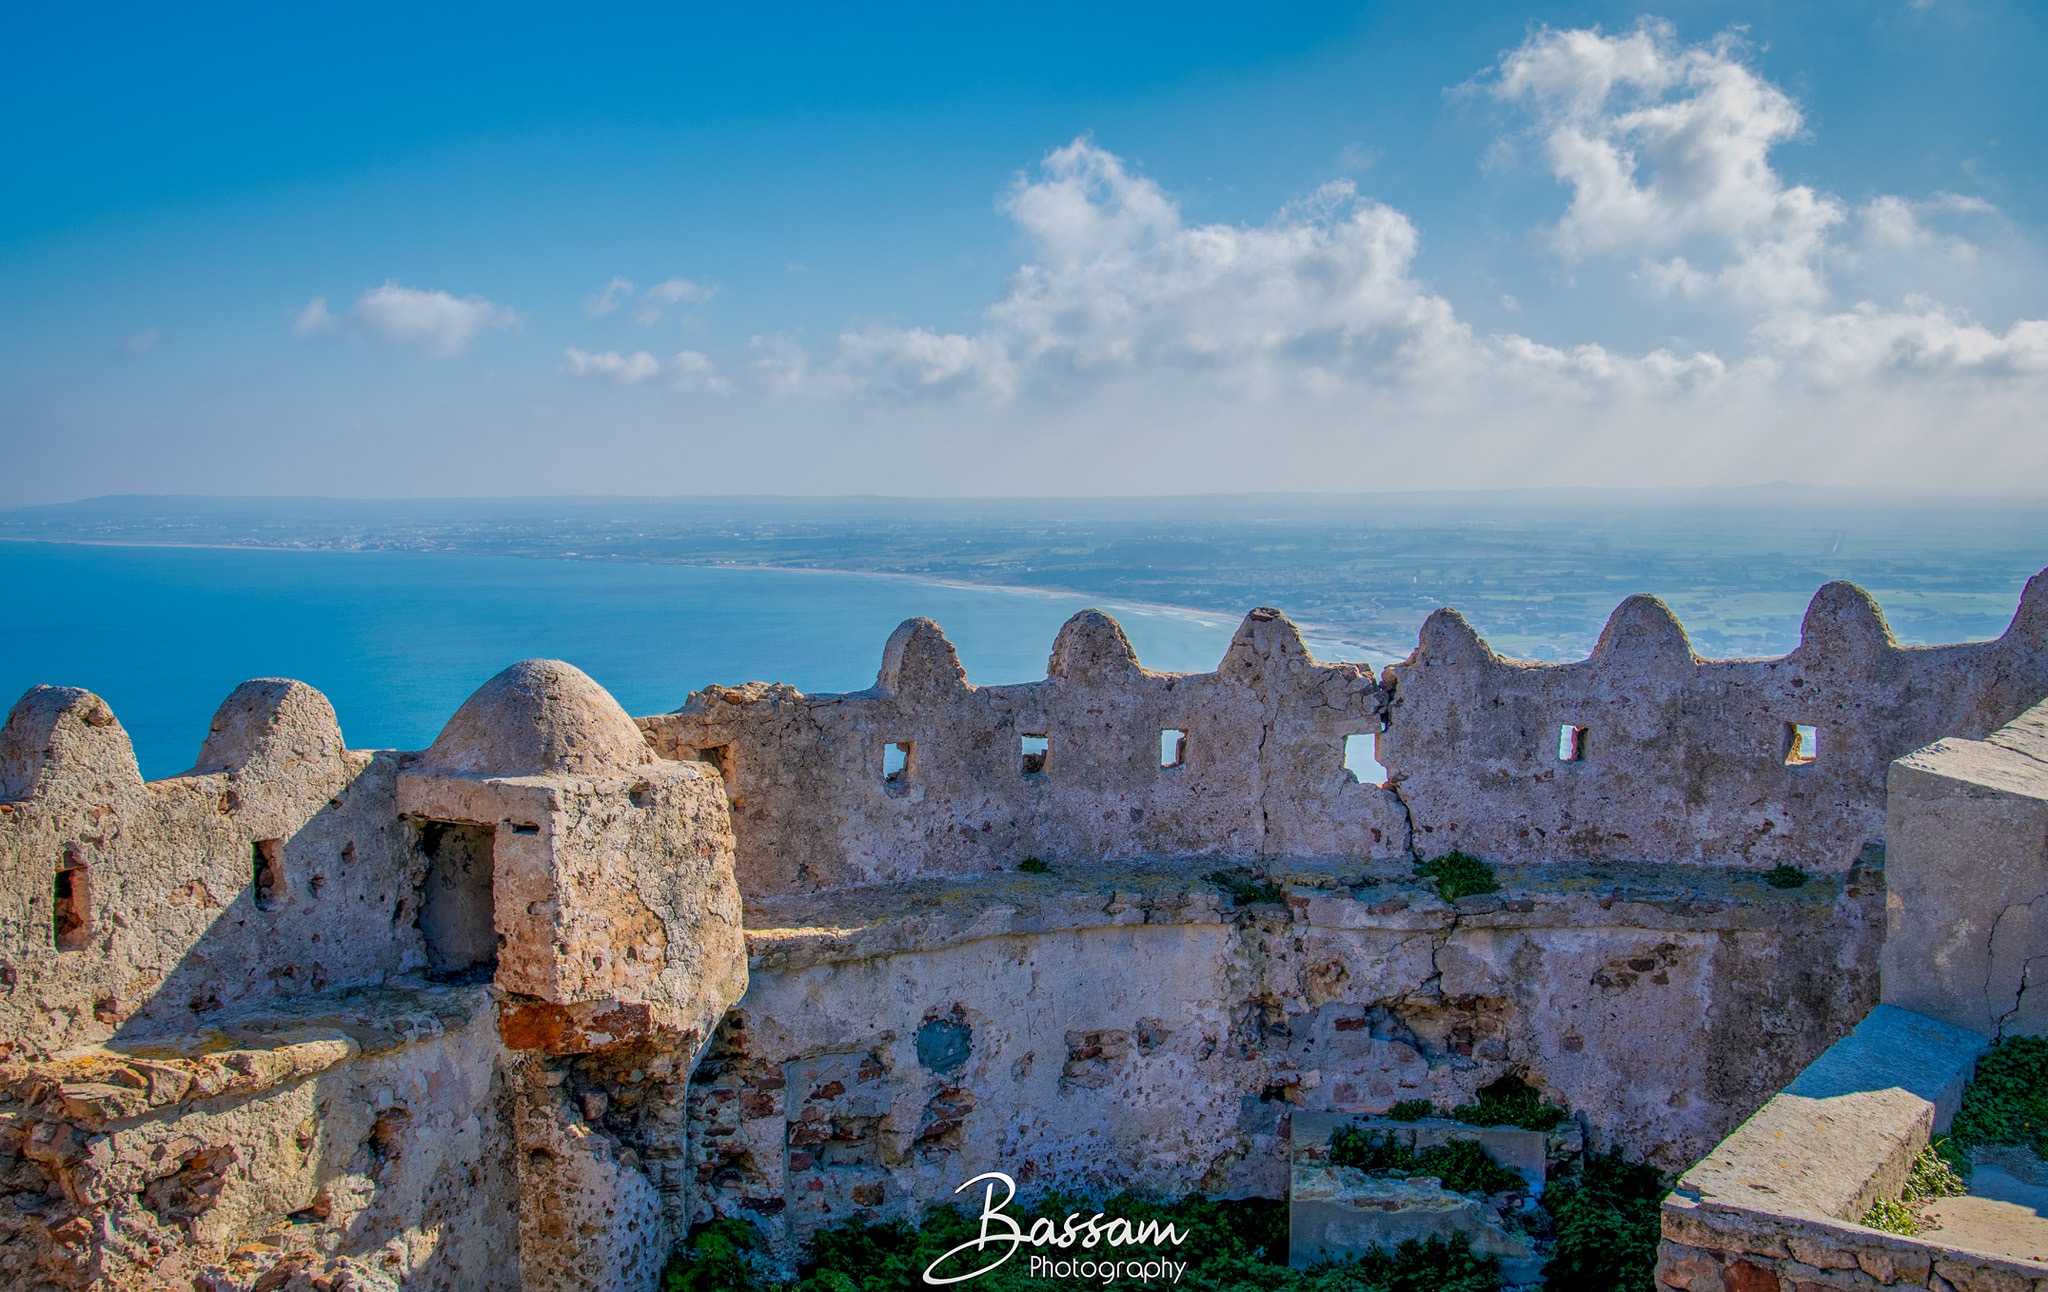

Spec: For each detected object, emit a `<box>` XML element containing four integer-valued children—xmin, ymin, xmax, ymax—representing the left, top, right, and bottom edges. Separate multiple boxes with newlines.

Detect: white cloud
<box><xmin>1485</xmin><ymin>21</ymin><xmax>1844</xmax><ymax>309</ymax></box>
<box><xmin>291</xmin><ymin>297</ymin><xmax>336</xmax><ymax>336</ymax></box>
<box><xmin>832</xmin><ymin>140</ymin><xmax>1477</xmax><ymax>400</ymax></box>
<box><xmin>352</xmin><ymin>283</ymin><xmax>520</xmax><ymax>356</ymax></box>
<box><xmin>632</xmin><ymin>277</ymin><xmax>719</xmax><ymax>326</ymax></box>
<box><xmin>563</xmin><ymin>347</ymin><xmax>728</xmax><ymax>390</ymax></box>
<box><xmin>668</xmin><ymin>349</ymin><xmax>728</xmax><ymax>392</ymax></box>
<box><xmin>564</xmin><ymin>348</ymin><xmax>662</xmax><ymax>383</ymax></box>
<box><xmin>586</xmin><ymin>277</ymin><xmax>636</xmax><ymax>317</ymax></box>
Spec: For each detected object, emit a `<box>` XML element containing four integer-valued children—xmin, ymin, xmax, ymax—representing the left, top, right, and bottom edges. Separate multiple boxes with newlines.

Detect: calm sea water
<box><xmin>0</xmin><ymin>543</ymin><xmax>1250</xmax><ymax>780</ymax></box>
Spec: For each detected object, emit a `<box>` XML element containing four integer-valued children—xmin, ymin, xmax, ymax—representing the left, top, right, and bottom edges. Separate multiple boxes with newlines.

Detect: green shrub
<box><xmin>1016</xmin><ymin>857</ymin><xmax>1050</xmax><ymax>873</ymax></box>
<box><xmin>1415</xmin><ymin>851</ymin><xmax>1499</xmax><ymax>902</ymax></box>
<box><xmin>1450</xmin><ymin>1075</ymin><xmax>1571</xmax><ymax>1132</ymax></box>
<box><xmin>1540</xmin><ymin>1151</ymin><xmax>1669</xmax><ymax>1292</ymax></box>
<box><xmin>662</xmin><ymin>1219</ymin><xmax>765</xmax><ymax>1292</ymax></box>
<box><xmin>1328</xmin><ymin>1126</ymin><xmax>1526</xmax><ymax>1197</ymax></box>
<box><xmin>663</xmin><ymin>1192</ymin><xmax>1503</xmax><ymax>1291</ymax></box>
<box><xmin>1903</xmin><ymin>1143</ymin><xmax>1968</xmax><ymax>1201</ymax></box>
<box><xmin>1945</xmin><ymin>1035</ymin><xmax>2048</xmax><ymax>1170</ymax></box>
<box><xmin>1761</xmin><ymin>864</ymin><xmax>1809</xmax><ymax>889</ymax></box>
<box><xmin>1337</xmin><ymin>1234</ymin><xmax>1501</xmax><ymax>1292</ymax></box>
<box><xmin>1385</xmin><ymin>1098</ymin><xmax>1436</xmax><ymax>1122</ymax></box>
<box><xmin>1859</xmin><ymin>1197</ymin><xmax>1918</xmax><ymax>1236</ymax></box>
<box><xmin>1205</xmin><ymin>868</ymin><xmax>1285</xmax><ymax>906</ymax></box>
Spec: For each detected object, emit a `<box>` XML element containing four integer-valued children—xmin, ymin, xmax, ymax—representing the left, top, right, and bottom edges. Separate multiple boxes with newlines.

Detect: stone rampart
<box><xmin>645</xmin><ymin>575</ymin><xmax>2048</xmax><ymax>898</ymax></box>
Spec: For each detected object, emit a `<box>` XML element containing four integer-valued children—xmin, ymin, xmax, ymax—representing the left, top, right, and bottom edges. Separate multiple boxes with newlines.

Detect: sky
<box><xmin>3</xmin><ymin>1</ymin><xmax>2045</xmax><ymax>504</ymax></box>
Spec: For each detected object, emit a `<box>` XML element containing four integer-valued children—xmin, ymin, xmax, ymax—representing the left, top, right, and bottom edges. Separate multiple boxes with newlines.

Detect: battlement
<box><xmin>645</xmin><ymin>574</ymin><xmax>2048</xmax><ymax>896</ymax></box>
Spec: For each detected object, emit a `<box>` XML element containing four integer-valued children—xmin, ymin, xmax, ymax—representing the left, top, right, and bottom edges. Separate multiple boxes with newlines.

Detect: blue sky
<box><xmin>3</xmin><ymin>1</ymin><xmax>2045</xmax><ymax>503</ymax></box>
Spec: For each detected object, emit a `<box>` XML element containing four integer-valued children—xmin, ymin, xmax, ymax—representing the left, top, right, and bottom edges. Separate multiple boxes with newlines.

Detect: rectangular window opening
<box><xmin>694</xmin><ymin>744</ymin><xmax>731</xmax><ymax>779</ymax></box>
<box><xmin>1786</xmin><ymin>723</ymin><xmax>1819</xmax><ymax>767</ymax></box>
<box><xmin>1343</xmin><ymin>732</ymin><xmax>1389</xmax><ymax>786</ymax></box>
<box><xmin>53</xmin><ymin>857</ymin><xmax>90</xmax><ymax>951</ymax></box>
<box><xmin>414</xmin><ymin>819</ymin><xmax>498</xmax><ymax>982</ymax></box>
<box><xmin>883</xmin><ymin>740</ymin><xmax>914</xmax><ymax>793</ymax></box>
<box><xmin>1020</xmin><ymin>733</ymin><xmax>1049</xmax><ymax>776</ymax></box>
<box><xmin>1558</xmin><ymin>725</ymin><xmax>1588</xmax><ymax>762</ymax></box>
<box><xmin>252</xmin><ymin>839</ymin><xmax>286</xmax><ymax>911</ymax></box>
<box><xmin>1160</xmin><ymin>728</ymin><xmax>1188</xmax><ymax>769</ymax></box>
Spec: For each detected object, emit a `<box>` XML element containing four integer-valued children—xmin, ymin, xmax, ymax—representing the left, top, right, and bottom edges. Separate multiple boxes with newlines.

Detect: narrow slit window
<box><xmin>1020</xmin><ymin>733</ymin><xmax>1049</xmax><ymax>776</ymax></box>
<box><xmin>1558</xmin><ymin>725</ymin><xmax>1588</xmax><ymax>762</ymax></box>
<box><xmin>1160</xmin><ymin>728</ymin><xmax>1188</xmax><ymax>768</ymax></box>
<box><xmin>53</xmin><ymin>857</ymin><xmax>89</xmax><ymax>950</ymax></box>
<box><xmin>253</xmin><ymin>839</ymin><xmax>286</xmax><ymax>911</ymax></box>
<box><xmin>1343</xmin><ymin>732</ymin><xmax>1388</xmax><ymax>786</ymax></box>
<box><xmin>883</xmin><ymin>740</ymin><xmax>913</xmax><ymax>791</ymax></box>
<box><xmin>1786</xmin><ymin>723</ymin><xmax>1819</xmax><ymax>767</ymax></box>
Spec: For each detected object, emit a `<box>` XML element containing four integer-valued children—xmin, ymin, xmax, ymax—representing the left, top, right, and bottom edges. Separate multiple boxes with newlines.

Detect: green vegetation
<box><xmin>1329</xmin><ymin>1127</ymin><xmax>1527</xmax><ymax>1197</ymax></box>
<box><xmin>1415</xmin><ymin>851</ymin><xmax>1499</xmax><ymax>903</ymax></box>
<box><xmin>1859</xmin><ymin>1197</ymin><xmax>1919</xmax><ymax>1236</ymax></box>
<box><xmin>1539</xmin><ymin>1151</ymin><xmax>1670</xmax><ymax>1292</ymax></box>
<box><xmin>1761</xmin><ymin>864</ymin><xmax>1809</xmax><ymax>889</ymax></box>
<box><xmin>1905</xmin><ymin>1143</ymin><xmax>1969</xmax><ymax>1200</ymax></box>
<box><xmin>1204</xmin><ymin>868</ymin><xmax>1285</xmax><ymax>906</ymax></box>
<box><xmin>1451</xmin><ymin>1076</ymin><xmax>1571</xmax><ymax>1133</ymax></box>
<box><xmin>1943</xmin><ymin>1035</ymin><xmax>2048</xmax><ymax>1170</ymax></box>
<box><xmin>1856</xmin><ymin>1145</ymin><xmax>1967</xmax><ymax>1238</ymax></box>
<box><xmin>1377</xmin><ymin>1077</ymin><xmax>1572</xmax><ymax>1132</ymax></box>
<box><xmin>661</xmin><ymin>1193</ymin><xmax>1501</xmax><ymax>1291</ymax></box>
<box><xmin>1016</xmin><ymin>856</ymin><xmax>1050</xmax><ymax>874</ymax></box>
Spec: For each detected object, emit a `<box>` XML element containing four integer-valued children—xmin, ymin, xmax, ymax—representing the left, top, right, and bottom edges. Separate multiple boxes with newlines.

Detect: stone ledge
<box><xmin>1676</xmin><ymin>1005</ymin><xmax>1983</xmax><ymax>1226</ymax></box>
<box><xmin>741</xmin><ymin>858</ymin><xmax>1866</xmax><ymax>971</ymax></box>
<box><xmin>0</xmin><ymin>981</ymin><xmax>490</xmax><ymax>1129</ymax></box>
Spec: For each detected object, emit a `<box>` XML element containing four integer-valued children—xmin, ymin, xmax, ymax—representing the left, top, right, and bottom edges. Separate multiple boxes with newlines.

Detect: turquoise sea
<box><xmin>0</xmin><ymin>543</ymin><xmax>1248</xmax><ymax>780</ymax></box>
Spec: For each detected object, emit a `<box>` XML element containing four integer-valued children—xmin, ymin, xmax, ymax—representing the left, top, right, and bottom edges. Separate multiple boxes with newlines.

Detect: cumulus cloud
<box><xmin>633</xmin><ymin>278</ymin><xmax>719</xmax><ymax>326</ymax></box>
<box><xmin>524</xmin><ymin>24</ymin><xmax>2043</xmax><ymax>493</ymax></box>
<box><xmin>832</xmin><ymin>139</ymin><xmax>1478</xmax><ymax>400</ymax></box>
<box><xmin>564</xmin><ymin>347</ymin><xmax>726</xmax><ymax>389</ymax></box>
<box><xmin>1484</xmin><ymin>21</ymin><xmax>1844</xmax><ymax>309</ymax></box>
<box><xmin>352</xmin><ymin>283</ymin><xmax>520</xmax><ymax>356</ymax></box>
<box><xmin>586</xmin><ymin>277</ymin><xmax>636</xmax><ymax>317</ymax></box>
<box><xmin>291</xmin><ymin>297</ymin><xmax>336</xmax><ymax>336</ymax></box>
<box><xmin>565</xmin><ymin>348</ymin><xmax>661</xmax><ymax>383</ymax></box>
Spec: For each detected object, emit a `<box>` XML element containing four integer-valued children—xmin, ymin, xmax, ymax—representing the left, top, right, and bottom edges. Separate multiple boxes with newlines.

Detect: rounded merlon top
<box><xmin>418</xmin><ymin>659</ymin><xmax>650</xmax><ymax>778</ymax></box>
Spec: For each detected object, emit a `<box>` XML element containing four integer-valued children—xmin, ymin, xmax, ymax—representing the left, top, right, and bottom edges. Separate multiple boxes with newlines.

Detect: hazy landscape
<box><xmin>6</xmin><ymin>489</ymin><xmax>2044</xmax><ymax>662</ymax></box>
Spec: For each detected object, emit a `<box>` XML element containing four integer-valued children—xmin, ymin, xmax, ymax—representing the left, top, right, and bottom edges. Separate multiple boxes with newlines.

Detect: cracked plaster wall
<box><xmin>1883</xmin><ymin>697</ymin><xmax>2048</xmax><ymax>1039</ymax></box>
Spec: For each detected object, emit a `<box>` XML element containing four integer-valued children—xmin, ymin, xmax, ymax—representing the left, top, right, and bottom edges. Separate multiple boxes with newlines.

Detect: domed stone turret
<box><xmin>417</xmin><ymin>659</ymin><xmax>649</xmax><ymax>778</ymax></box>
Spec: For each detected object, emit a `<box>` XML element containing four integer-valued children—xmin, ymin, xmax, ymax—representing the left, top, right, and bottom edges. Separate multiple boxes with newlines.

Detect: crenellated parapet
<box><xmin>0</xmin><ymin>678</ymin><xmax>415</xmax><ymax>1061</ymax></box>
<box><xmin>638</xmin><ymin>605</ymin><xmax>1407</xmax><ymax>897</ymax></box>
<box><xmin>643</xmin><ymin>573</ymin><xmax>2048</xmax><ymax>896</ymax></box>
<box><xmin>1385</xmin><ymin>574</ymin><xmax>2048</xmax><ymax>871</ymax></box>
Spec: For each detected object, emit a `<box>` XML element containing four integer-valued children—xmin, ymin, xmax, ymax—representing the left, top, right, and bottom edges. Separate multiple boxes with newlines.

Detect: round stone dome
<box><xmin>418</xmin><ymin>660</ymin><xmax>649</xmax><ymax>778</ymax></box>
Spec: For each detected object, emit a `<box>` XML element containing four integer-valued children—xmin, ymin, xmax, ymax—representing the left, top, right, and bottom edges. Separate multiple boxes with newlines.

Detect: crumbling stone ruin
<box><xmin>2</xmin><ymin>574</ymin><xmax>2045</xmax><ymax>1290</ymax></box>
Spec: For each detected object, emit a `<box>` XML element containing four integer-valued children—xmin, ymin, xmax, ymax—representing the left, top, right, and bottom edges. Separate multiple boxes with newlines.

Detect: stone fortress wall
<box><xmin>0</xmin><ymin>571</ymin><xmax>2042</xmax><ymax>1291</ymax></box>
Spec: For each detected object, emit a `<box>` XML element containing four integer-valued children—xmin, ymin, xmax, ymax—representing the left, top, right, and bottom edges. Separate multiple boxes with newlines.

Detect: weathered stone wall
<box><xmin>1388</xmin><ymin>578</ymin><xmax>2048</xmax><ymax>874</ymax></box>
<box><xmin>0</xmin><ymin>662</ymin><xmax>751</xmax><ymax>1292</ymax></box>
<box><xmin>1883</xmin><ymin>697</ymin><xmax>2048</xmax><ymax>1040</ymax></box>
<box><xmin>687</xmin><ymin>859</ymin><xmax>1881</xmax><ymax>1259</ymax></box>
<box><xmin>642</xmin><ymin>609</ymin><xmax>1408</xmax><ymax>897</ymax></box>
<box><xmin>0</xmin><ymin>984</ymin><xmax>516</xmax><ymax>1291</ymax></box>
<box><xmin>0</xmin><ymin>680</ymin><xmax>429</xmax><ymax>1061</ymax></box>
<box><xmin>646</xmin><ymin>576</ymin><xmax>2048</xmax><ymax>898</ymax></box>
